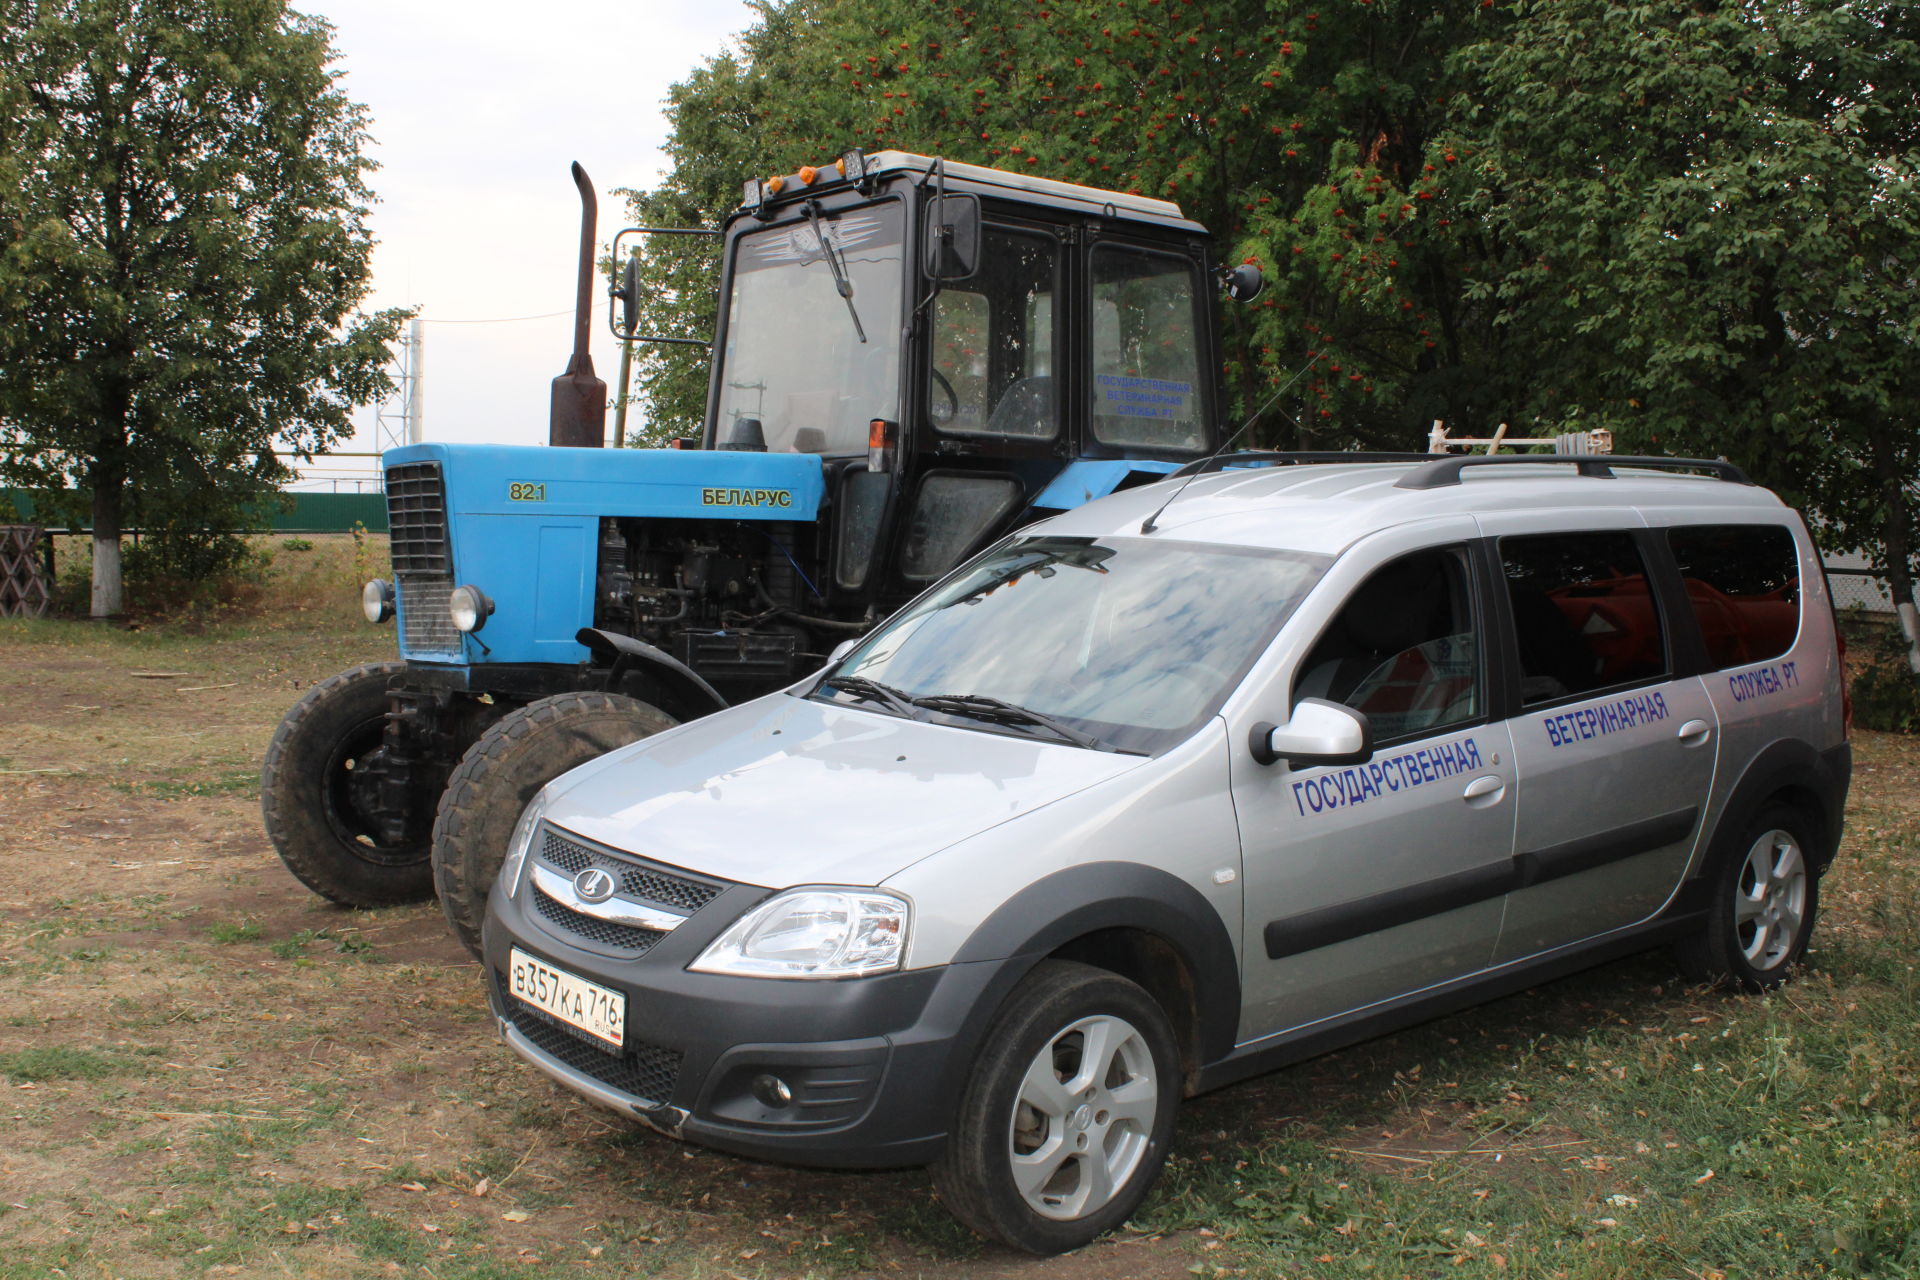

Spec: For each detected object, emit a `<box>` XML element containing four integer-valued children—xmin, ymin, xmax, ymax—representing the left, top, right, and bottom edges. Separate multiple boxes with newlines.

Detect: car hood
<box><xmin>541</xmin><ymin>692</ymin><xmax>1146</xmax><ymax>889</ymax></box>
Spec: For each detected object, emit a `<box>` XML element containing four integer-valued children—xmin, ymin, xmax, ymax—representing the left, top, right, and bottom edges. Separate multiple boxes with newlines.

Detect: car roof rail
<box><xmin>1393</xmin><ymin>453</ymin><xmax>1754</xmax><ymax>491</ymax></box>
<box><xmin>1168</xmin><ymin>450</ymin><xmax>1434</xmax><ymax>479</ymax></box>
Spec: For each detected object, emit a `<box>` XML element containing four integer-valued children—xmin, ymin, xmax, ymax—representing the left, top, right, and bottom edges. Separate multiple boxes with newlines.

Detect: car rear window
<box><xmin>1501</xmin><ymin>531</ymin><xmax>1669</xmax><ymax>706</ymax></box>
<box><xmin>1666</xmin><ymin>524</ymin><xmax>1801</xmax><ymax>669</ymax></box>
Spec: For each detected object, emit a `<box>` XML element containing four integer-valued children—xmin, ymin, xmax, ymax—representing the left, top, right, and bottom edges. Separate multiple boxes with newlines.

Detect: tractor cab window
<box><xmin>928</xmin><ymin>226</ymin><xmax>1060</xmax><ymax>438</ymax></box>
<box><xmin>1091</xmin><ymin>245</ymin><xmax>1206</xmax><ymax>451</ymax></box>
<box><xmin>714</xmin><ymin>202</ymin><xmax>905</xmax><ymax>455</ymax></box>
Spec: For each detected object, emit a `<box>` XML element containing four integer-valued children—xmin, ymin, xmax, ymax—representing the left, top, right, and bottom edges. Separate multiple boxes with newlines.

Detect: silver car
<box><xmin>480</xmin><ymin>454</ymin><xmax>1849</xmax><ymax>1253</ymax></box>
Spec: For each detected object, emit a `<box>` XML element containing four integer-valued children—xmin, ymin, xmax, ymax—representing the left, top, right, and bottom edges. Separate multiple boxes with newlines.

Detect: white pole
<box><xmin>407</xmin><ymin>316</ymin><xmax>425</xmax><ymax>444</ymax></box>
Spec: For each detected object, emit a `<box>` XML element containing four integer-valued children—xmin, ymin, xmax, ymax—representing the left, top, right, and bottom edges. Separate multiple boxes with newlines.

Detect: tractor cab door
<box><xmin>886</xmin><ymin>215</ymin><xmax>1069</xmax><ymax>588</ymax></box>
<box><xmin>1081</xmin><ymin>235</ymin><xmax>1214</xmax><ymax>459</ymax></box>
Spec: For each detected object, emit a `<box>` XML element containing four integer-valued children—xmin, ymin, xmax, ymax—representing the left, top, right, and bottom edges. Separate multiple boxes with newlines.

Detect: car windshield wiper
<box><xmin>802</xmin><ymin>200</ymin><xmax>867</xmax><ymax>344</ymax></box>
<box><xmin>910</xmin><ymin>693</ymin><xmax>1122</xmax><ymax>752</ymax></box>
<box><xmin>819</xmin><ymin>675</ymin><xmax>920</xmax><ymax>719</ymax></box>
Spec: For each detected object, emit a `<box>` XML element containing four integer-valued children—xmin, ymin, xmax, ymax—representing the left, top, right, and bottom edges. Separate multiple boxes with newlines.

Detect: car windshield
<box><xmin>712</xmin><ymin>201</ymin><xmax>905</xmax><ymax>455</ymax></box>
<box><xmin>823</xmin><ymin>535</ymin><xmax>1329</xmax><ymax>754</ymax></box>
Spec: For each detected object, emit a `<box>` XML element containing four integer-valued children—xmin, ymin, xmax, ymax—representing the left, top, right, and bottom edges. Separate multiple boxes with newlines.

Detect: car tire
<box><xmin>1677</xmin><ymin>803</ymin><xmax>1821</xmax><ymax>991</ymax></box>
<box><xmin>431</xmin><ymin>691</ymin><xmax>676</xmax><ymax>958</ymax></box>
<box><xmin>932</xmin><ymin>960</ymin><xmax>1181</xmax><ymax>1255</ymax></box>
<box><xmin>261</xmin><ymin>662</ymin><xmax>436</xmax><ymax>907</ymax></box>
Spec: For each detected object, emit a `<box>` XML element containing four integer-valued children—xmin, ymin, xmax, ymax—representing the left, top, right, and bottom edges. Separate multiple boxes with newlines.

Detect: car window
<box><xmin>1501</xmin><ymin>531</ymin><xmax>1668</xmax><ymax>706</ymax></box>
<box><xmin>1293</xmin><ymin>547</ymin><xmax>1481</xmax><ymax>744</ymax></box>
<box><xmin>1666</xmin><ymin>524</ymin><xmax>1800</xmax><ymax>669</ymax></box>
<box><xmin>835</xmin><ymin>535</ymin><xmax>1329</xmax><ymax>755</ymax></box>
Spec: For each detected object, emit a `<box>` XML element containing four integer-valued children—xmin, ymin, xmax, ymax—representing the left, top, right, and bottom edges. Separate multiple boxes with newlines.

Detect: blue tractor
<box><xmin>260</xmin><ymin>150</ymin><xmax>1265</xmax><ymax>953</ymax></box>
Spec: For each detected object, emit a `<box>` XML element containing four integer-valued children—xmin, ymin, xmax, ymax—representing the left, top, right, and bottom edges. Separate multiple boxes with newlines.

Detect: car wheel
<box><xmin>261</xmin><ymin>662</ymin><xmax>436</xmax><ymax>906</ymax></box>
<box><xmin>932</xmin><ymin>960</ymin><xmax>1180</xmax><ymax>1255</ymax></box>
<box><xmin>1679</xmin><ymin>803</ymin><xmax>1820</xmax><ymax>991</ymax></box>
<box><xmin>431</xmin><ymin>691</ymin><xmax>675</xmax><ymax>958</ymax></box>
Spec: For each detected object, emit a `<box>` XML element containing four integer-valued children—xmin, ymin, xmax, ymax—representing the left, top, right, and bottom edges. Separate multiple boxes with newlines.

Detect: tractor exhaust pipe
<box><xmin>549</xmin><ymin>161</ymin><xmax>608</xmax><ymax>448</ymax></box>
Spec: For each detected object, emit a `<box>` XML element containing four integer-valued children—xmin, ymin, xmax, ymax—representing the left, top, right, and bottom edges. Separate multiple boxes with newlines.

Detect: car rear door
<box><xmin>1480</xmin><ymin>513</ymin><xmax>1720</xmax><ymax>963</ymax></box>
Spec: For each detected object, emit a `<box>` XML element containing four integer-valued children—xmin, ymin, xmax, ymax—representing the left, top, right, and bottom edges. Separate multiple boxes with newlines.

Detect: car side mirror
<box><xmin>1249</xmin><ymin>698</ymin><xmax>1372</xmax><ymax>767</ymax></box>
<box><xmin>924</xmin><ymin>194</ymin><xmax>980</xmax><ymax>281</ymax></box>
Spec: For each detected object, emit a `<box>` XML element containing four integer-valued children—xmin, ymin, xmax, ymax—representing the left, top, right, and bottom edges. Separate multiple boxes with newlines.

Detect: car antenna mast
<box><xmin>1140</xmin><ymin>350</ymin><xmax>1323</xmax><ymax>534</ymax></box>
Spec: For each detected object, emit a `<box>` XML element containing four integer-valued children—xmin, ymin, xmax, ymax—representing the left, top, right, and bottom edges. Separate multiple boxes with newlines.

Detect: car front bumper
<box><xmin>482</xmin><ymin>875</ymin><xmax>1012</xmax><ymax>1169</ymax></box>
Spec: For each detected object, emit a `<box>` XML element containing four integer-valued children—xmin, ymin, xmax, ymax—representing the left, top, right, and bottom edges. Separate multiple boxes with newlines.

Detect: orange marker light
<box><xmin>798</xmin><ymin>165</ymin><xmax>818</xmax><ymax>185</ymax></box>
<box><xmin>767</xmin><ymin>174</ymin><xmax>785</xmax><ymax>194</ymax></box>
<box><xmin>868</xmin><ymin>419</ymin><xmax>897</xmax><ymax>474</ymax></box>
<box><xmin>835</xmin><ymin>158</ymin><xmax>847</xmax><ymax>177</ymax></box>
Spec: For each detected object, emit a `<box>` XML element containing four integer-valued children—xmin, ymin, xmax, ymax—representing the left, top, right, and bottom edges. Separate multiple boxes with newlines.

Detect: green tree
<box><xmin>1444</xmin><ymin>0</ymin><xmax>1920</xmax><ymax>617</ymax></box>
<box><xmin>0</xmin><ymin>0</ymin><xmax>405</xmax><ymax>616</ymax></box>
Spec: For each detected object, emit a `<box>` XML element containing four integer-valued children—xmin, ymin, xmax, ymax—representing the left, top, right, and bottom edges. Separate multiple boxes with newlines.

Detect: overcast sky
<box><xmin>293</xmin><ymin>0</ymin><xmax>756</xmax><ymax>488</ymax></box>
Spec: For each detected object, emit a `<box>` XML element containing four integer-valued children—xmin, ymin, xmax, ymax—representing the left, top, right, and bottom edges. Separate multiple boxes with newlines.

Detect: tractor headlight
<box><xmin>361</xmin><ymin>579</ymin><xmax>395</xmax><ymax>624</ymax></box>
<box><xmin>498</xmin><ymin>793</ymin><xmax>549</xmax><ymax>899</ymax></box>
<box><xmin>689</xmin><ymin>888</ymin><xmax>910</xmax><ymax>979</ymax></box>
<box><xmin>448</xmin><ymin>584</ymin><xmax>494</xmax><ymax>633</ymax></box>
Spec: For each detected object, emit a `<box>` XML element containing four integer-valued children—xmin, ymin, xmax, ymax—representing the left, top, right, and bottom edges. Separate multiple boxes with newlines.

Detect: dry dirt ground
<box><xmin>0</xmin><ymin>582</ymin><xmax>1211</xmax><ymax>1280</ymax></box>
<box><xmin>0</xmin><ymin>557</ymin><xmax>1914</xmax><ymax>1280</ymax></box>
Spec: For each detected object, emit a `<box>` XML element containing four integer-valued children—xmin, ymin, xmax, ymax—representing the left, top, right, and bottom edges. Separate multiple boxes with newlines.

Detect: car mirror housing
<box><xmin>1250</xmin><ymin>698</ymin><xmax>1373</xmax><ymax>767</ymax></box>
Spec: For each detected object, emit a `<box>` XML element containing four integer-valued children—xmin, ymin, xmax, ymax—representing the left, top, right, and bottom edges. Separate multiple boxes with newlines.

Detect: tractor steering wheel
<box><xmin>930</xmin><ymin>369</ymin><xmax>960</xmax><ymax>425</ymax></box>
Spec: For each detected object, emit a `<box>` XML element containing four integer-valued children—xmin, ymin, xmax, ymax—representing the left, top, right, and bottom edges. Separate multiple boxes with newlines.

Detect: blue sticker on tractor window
<box><xmin>1094</xmin><ymin>374</ymin><xmax>1192</xmax><ymax>422</ymax></box>
<box><xmin>1291</xmin><ymin>737</ymin><xmax>1485</xmax><ymax>817</ymax></box>
<box><xmin>1541</xmin><ymin>690</ymin><xmax>1669</xmax><ymax>748</ymax></box>
<box><xmin>1727</xmin><ymin>661</ymin><xmax>1798</xmax><ymax>703</ymax></box>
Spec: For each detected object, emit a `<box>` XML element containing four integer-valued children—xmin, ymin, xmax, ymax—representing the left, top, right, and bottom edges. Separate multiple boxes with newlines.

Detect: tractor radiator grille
<box><xmin>384</xmin><ymin>462</ymin><xmax>461</xmax><ymax>659</ymax></box>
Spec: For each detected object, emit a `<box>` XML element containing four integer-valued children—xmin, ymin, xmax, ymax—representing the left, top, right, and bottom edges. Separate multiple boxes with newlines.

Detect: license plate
<box><xmin>508</xmin><ymin>947</ymin><xmax>625</xmax><ymax>1050</ymax></box>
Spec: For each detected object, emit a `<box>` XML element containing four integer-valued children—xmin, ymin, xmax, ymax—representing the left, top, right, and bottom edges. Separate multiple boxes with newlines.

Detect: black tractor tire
<box><xmin>1676</xmin><ymin>802</ymin><xmax>1822</xmax><ymax>992</ymax></box>
<box><xmin>932</xmin><ymin>960</ymin><xmax>1182</xmax><ymax>1255</ymax></box>
<box><xmin>261</xmin><ymin>661</ymin><xmax>435</xmax><ymax>907</ymax></box>
<box><xmin>431</xmin><ymin>691</ymin><xmax>676</xmax><ymax>958</ymax></box>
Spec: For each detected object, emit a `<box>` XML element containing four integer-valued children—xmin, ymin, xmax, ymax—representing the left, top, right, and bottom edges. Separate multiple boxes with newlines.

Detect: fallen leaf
<box><xmin>472</xmin><ymin>1178</ymin><xmax>491</xmax><ymax>1198</ymax></box>
<box><xmin>399</xmin><ymin>1182</ymin><xmax>426</xmax><ymax>1193</ymax></box>
<box><xmin>501</xmin><ymin>1210</ymin><xmax>531</xmax><ymax>1223</ymax></box>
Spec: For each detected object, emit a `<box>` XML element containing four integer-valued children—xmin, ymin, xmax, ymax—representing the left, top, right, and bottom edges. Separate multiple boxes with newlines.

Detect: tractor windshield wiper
<box><xmin>910</xmin><ymin>693</ymin><xmax>1124</xmax><ymax>753</ymax></box>
<box><xmin>820</xmin><ymin>675</ymin><xmax>920</xmax><ymax>719</ymax></box>
<box><xmin>802</xmin><ymin>201</ymin><xmax>867</xmax><ymax>344</ymax></box>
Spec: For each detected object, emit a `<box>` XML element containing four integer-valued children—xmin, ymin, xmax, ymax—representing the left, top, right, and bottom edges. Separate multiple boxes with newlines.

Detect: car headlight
<box><xmin>448</xmin><ymin>584</ymin><xmax>494</xmax><ymax>633</ymax></box>
<box><xmin>689</xmin><ymin>888</ymin><xmax>910</xmax><ymax>979</ymax></box>
<box><xmin>361</xmin><ymin>579</ymin><xmax>394</xmax><ymax>624</ymax></box>
<box><xmin>498</xmin><ymin>792</ymin><xmax>549</xmax><ymax>899</ymax></box>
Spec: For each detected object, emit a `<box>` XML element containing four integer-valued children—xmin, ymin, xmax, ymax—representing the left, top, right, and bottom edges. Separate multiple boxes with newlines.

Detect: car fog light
<box><xmin>448</xmin><ymin>584</ymin><xmax>494</xmax><ymax>633</ymax></box>
<box><xmin>361</xmin><ymin>579</ymin><xmax>395</xmax><ymax>624</ymax></box>
<box><xmin>752</xmin><ymin>1073</ymin><xmax>793</xmax><ymax>1107</ymax></box>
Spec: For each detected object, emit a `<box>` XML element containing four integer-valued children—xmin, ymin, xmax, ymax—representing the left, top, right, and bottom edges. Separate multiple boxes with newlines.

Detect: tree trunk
<box><xmin>90</xmin><ymin>479</ymin><xmax>124</xmax><ymax>619</ymax></box>
<box><xmin>1866</xmin><ymin>415</ymin><xmax>1920</xmax><ymax>674</ymax></box>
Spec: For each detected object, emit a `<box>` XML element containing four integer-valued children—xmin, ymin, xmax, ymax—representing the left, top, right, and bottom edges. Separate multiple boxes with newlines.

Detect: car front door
<box><xmin>1481</xmin><ymin>515</ymin><xmax>1720</xmax><ymax>963</ymax></box>
<box><xmin>1228</xmin><ymin>524</ymin><xmax>1518</xmax><ymax>1042</ymax></box>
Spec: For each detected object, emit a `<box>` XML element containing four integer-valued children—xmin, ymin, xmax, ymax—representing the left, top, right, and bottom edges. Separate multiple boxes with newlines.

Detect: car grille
<box><xmin>531</xmin><ymin>884</ymin><xmax>664</xmax><ymax>953</ymax></box>
<box><xmin>385</xmin><ymin>462</ymin><xmax>461</xmax><ymax>660</ymax></box>
<box><xmin>497</xmin><ymin>972</ymin><xmax>682</xmax><ymax>1105</ymax></box>
<box><xmin>537</xmin><ymin>827</ymin><xmax>730</xmax><ymax>914</ymax></box>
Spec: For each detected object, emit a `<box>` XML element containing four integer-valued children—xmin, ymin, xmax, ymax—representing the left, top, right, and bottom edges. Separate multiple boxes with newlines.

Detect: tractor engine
<box><xmin>594</xmin><ymin>517</ymin><xmax>823</xmax><ymax>698</ymax></box>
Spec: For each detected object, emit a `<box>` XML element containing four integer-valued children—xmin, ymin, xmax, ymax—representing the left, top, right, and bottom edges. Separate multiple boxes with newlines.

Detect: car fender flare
<box><xmin>1691</xmin><ymin>737</ymin><xmax>1849</xmax><ymax>884</ymax></box>
<box><xmin>575</xmin><ymin>627</ymin><xmax>727</xmax><ymax>719</ymax></box>
<box><xmin>945</xmin><ymin>861</ymin><xmax>1241</xmax><ymax>1069</ymax></box>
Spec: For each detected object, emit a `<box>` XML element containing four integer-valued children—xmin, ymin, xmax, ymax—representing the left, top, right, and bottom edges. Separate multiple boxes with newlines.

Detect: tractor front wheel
<box><xmin>262</xmin><ymin>662</ymin><xmax>436</xmax><ymax>907</ymax></box>
<box><xmin>431</xmin><ymin>691</ymin><xmax>677</xmax><ymax>958</ymax></box>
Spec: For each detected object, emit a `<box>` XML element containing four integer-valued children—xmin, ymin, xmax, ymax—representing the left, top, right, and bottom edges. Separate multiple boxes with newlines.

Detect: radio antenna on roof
<box><xmin>1140</xmin><ymin>350</ymin><xmax>1323</xmax><ymax>534</ymax></box>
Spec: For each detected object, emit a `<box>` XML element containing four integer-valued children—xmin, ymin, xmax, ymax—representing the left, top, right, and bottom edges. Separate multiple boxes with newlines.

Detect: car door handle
<box><xmin>1677</xmin><ymin>719</ymin><xmax>1712</xmax><ymax>746</ymax></box>
<box><xmin>1463</xmin><ymin>775</ymin><xmax>1506</xmax><ymax>806</ymax></box>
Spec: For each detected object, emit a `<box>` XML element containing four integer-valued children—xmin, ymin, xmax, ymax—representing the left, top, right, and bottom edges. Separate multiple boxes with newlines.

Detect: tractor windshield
<box><xmin>713</xmin><ymin>201</ymin><xmax>905</xmax><ymax>455</ymax></box>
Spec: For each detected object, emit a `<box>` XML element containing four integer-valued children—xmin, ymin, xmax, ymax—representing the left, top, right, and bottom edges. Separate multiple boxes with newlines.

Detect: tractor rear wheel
<box><xmin>262</xmin><ymin>662</ymin><xmax>436</xmax><ymax>907</ymax></box>
<box><xmin>431</xmin><ymin>691</ymin><xmax>676</xmax><ymax>958</ymax></box>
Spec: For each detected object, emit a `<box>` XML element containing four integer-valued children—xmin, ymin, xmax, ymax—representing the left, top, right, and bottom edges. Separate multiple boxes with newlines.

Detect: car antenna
<box><xmin>1139</xmin><ymin>350</ymin><xmax>1323</xmax><ymax>534</ymax></box>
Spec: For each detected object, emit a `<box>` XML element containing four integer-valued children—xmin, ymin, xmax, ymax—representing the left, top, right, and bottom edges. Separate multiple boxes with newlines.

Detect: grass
<box><xmin>0</xmin><ymin>543</ymin><xmax>1916</xmax><ymax>1278</ymax></box>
